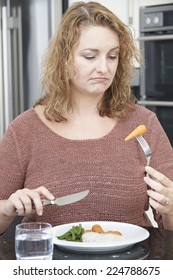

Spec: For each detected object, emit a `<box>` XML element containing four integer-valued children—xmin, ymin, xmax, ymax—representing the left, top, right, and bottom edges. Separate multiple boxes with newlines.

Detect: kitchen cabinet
<box><xmin>139</xmin><ymin>0</ymin><xmax>173</xmax><ymax>7</ymax></box>
<box><xmin>68</xmin><ymin>0</ymin><xmax>140</xmax><ymax>40</ymax></box>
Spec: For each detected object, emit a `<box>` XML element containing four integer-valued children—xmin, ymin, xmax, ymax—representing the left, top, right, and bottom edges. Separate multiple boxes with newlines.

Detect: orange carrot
<box><xmin>124</xmin><ymin>125</ymin><xmax>147</xmax><ymax>141</ymax></box>
<box><xmin>91</xmin><ymin>225</ymin><xmax>122</xmax><ymax>236</ymax></box>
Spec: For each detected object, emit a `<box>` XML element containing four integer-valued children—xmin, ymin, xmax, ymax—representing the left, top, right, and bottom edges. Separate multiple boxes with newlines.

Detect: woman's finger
<box><xmin>29</xmin><ymin>186</ymin><xmax>55</xmax><ymax>215</ymax></box>
<box><xmin>8</xmin><ymin>190</ymin><xmax>34</xmax><ymax>216</ymax></box>
<box><xmin>144</xmin><ymin>175</ymin><xmax>167</xmax><ymax>194</ymax></box>
<box><xmin>147</xmin><ymin>189</ymin><xmax>169</xmax><ymax>206</ymax></box>
<box><xmin>35</xmin><ymin>186</ymin><xmax>55</xmax><ymax>200</ymax></box>
<box><xmin>148</xmin><ymin>197</ymin><xmax>171</xmax><ymax>214</ymax></box>
<box><xmin>145</xmin><ymin>166</ymin><xmax>173</xmax><ymax>189</ymax></box>
<box><xmin>4</xmin><ymin>196</ymin><xmax>24</xmax><ymax>216</ymax></box>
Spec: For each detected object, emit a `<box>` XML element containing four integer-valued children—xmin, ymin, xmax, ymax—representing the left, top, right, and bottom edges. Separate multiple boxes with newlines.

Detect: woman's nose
<box><xmin>96</xmin><ymin>58</ymin><xmax>108</xmax><ymax>73</ymax></box>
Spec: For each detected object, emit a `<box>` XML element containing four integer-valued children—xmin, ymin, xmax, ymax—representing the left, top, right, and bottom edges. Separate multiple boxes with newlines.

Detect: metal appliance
<box><xmin>139</xmin><ymin>4</ymin><xmax>173</xmax><ymax>146</ymax></box>
<box><xmin>0</xmin><ymin>0</ymin><xmax>62</xmax><ymax>139</ymax></box>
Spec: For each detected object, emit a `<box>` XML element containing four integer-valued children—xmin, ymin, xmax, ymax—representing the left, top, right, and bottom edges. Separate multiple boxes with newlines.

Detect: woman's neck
<box><xmin>70</xmin><ymin>93</ymin><xmax>102</xmax><ymax>121</ymax></box>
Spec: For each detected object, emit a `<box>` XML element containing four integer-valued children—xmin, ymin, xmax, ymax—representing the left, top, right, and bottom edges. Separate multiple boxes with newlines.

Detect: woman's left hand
<box><xmin>144</xmin><ymin>166</ymin><xmax>173</xmax><ymax>216</ymax></box>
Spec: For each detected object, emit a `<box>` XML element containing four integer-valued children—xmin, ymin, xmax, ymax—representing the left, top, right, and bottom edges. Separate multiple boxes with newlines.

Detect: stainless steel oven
<box><xmin>139</xmin><ymin>4</ymin><xmax>173</xmax><ymax>146</ymax></box>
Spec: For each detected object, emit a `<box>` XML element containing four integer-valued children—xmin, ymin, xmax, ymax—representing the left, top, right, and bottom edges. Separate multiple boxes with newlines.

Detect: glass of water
<box><xmin>15</xmin><ymin>222</ymin><xmax>54</xmax><ymax>260</ymax></box>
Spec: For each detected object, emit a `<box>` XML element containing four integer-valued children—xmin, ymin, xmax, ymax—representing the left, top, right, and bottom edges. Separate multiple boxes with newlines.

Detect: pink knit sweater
<box><xmin>0</xmin><ymin>105</ymin><xmax>173</xmax><ymax>227</ymax></box>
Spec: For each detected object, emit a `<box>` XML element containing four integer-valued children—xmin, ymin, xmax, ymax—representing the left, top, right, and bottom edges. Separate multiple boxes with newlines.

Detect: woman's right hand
<box><xmin>2</xmin><ymin>186</ymin><xmax>55</xmax><ymax>217</ymax></box>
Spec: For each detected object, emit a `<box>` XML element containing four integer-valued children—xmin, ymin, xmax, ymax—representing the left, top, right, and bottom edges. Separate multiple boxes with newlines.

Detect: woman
<box><xmin>0</xmin><ymin>1</ymin><xmax>173</xmax><ymax>235</ymax></box>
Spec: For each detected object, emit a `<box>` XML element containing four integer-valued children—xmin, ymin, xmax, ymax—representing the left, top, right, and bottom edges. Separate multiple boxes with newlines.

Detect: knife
<box><xmin>42</xmin><ymin>190</ymin><xmax>89</xmax><ymax>206</ymax></box>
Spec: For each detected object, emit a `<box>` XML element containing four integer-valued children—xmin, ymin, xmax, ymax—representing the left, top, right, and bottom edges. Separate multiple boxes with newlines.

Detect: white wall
<box><xmin>68</xmin><ymin>0</ymin><xmax>129</xmax><ymax>23</ymax></box>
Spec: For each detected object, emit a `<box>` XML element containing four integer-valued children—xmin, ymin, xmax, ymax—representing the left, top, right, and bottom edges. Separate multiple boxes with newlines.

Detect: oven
<box><xmin>139</xmin><ymin>4</ymin><xmax>173</xmax><ymax>146</ymax></box>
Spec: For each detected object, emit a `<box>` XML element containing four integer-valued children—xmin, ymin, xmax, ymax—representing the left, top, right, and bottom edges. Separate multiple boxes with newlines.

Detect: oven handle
<box><xmin>139</xmin><ymin>34</ymin><xmax>173</xmax><ymax>41</ymax></box>
<box><xmin>138</xmin><ymin>100</ymin><xmax>173</xmax><ymax>107</ymax></box>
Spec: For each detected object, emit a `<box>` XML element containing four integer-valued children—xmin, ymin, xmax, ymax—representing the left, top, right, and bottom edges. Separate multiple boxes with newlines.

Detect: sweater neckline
<box><xmin>31</xmin><ymin>108</ymin><xmax>119</xmax><ymax>142</ymax></box>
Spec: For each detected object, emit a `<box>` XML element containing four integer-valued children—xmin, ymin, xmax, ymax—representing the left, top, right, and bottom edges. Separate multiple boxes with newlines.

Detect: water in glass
<box><xmin>15</xmin><ymin>222</ymin><xmax>53</xmax><ymax>260</ymax></box>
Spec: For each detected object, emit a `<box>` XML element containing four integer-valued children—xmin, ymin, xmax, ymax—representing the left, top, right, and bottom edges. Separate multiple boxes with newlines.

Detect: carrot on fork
<box><xmin>124</xmin><ymin>124</ymin><xmax>147</xmax><ymax>141</ymax></box>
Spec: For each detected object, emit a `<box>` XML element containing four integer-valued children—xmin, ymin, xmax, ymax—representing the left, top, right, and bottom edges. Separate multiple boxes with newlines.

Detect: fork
<box><xmin>136</xmin><ymin>136</ymin><xmax>155</xmax><ymax>225</ymax></box>
<box><xmin>136</xmin><ymin>135</ymin><xmax>152</xmax><ymax>166</ymax></box>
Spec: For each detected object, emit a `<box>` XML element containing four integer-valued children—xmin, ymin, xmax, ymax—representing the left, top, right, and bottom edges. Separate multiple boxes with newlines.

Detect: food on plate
<box><xmin>124</xmin><ymin>124</ymin><xmax>147</xmax><ymax>141</ymax></box>
<box><xmin>57</xmin><ymin>224</ymin><xmax>84</xmax><ymax>242</ymax></box>
<box><xmin>91</xmin><ymin>224</ymin><xmax>122</xmax><ymax>236</ymax></box>
<box><xmin>82</xmin><ymin>224</ymin><xmax>123</xmax><ymax>243</ymax></box>
<box><xmin>92</xmin><ymin>224</ymin><xmax>105</xmax><ymax>233</ymax></box>
<box><xmin>57</xmin><ymin>223</ymin><xmax>123</xmax><ymax>243</ymax></box>
<box><xmin>82</xmin><ymin>232</ymin><xmax>124</xmax><ymax>243</ymax></box>
<box><xmin>106</xmin><ymin>230</ymin><xmax>122</xmax><ymax>236</ymax></box>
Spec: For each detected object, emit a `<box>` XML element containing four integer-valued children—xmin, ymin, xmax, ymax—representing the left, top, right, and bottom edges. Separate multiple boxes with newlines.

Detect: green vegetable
<box><xmin>57</xmin><ymin>224</ymin><xmax>85</xmax><ymax>242</ymax></box>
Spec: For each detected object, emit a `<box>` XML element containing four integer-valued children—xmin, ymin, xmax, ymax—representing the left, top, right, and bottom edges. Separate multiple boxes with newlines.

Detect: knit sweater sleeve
<box><xmin>0</xmin><ymin>125</ymin><xmax>26</xmax><ymax>199</ymax></box>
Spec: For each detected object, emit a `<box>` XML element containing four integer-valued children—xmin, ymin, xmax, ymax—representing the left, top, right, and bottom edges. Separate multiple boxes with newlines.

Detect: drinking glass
<box><xmin>15</xmin><ymin>222</ymin><xmax>54</xmax><ymax>260</ymax></box>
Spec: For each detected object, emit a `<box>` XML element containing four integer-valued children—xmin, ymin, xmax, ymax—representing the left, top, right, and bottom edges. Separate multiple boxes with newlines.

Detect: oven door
<box><xmin>139</xmin><ymin>34</ymin><xmax>173</xmax><ymax>101</ymax></box>
<box><xmin>138</xmin><ymin>100</ymin><xmax>173</xmax><ymax>146</ymax></box>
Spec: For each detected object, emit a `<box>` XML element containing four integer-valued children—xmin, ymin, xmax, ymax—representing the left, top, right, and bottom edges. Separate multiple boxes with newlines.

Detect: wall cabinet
<box><xmin>68</xmin><ymin>0</ymin><xmax>140</xmax><ymax>40</ymax></box>
<box><xmin>139</xmin><ymin>0</ymin><xmax>173</xmax><ymax>7</ymax></box>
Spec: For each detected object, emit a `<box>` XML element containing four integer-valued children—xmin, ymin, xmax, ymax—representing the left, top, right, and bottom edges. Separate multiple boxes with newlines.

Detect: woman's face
<box><xmin>71</xmin><ymin>25</ymin><xmax>120</xmax><ymax>98</ymax></box>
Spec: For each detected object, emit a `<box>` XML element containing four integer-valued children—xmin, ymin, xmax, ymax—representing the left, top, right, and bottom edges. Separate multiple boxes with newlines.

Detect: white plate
<box><xmin>52</xmin><ymin>221</ymin><xmax>149</xmax><ymax>253</ymax></box>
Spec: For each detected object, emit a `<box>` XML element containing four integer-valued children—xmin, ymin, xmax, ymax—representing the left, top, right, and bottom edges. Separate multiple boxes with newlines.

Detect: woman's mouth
<box><xmin>91</xmin><ymin>77</ymin><xmax>108</xmax><ymax>82</ymax></box>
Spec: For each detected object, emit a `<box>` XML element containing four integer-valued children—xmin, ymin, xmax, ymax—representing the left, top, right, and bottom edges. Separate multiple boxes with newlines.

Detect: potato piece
<box><xmin>92</xmin><ymin>224</ymin><xmax>105</xmax><ymax>233</ymax></box>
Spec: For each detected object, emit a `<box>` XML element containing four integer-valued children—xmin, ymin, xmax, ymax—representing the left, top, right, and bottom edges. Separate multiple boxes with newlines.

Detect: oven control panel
<box><xmin>144</xmin><ymin>12</ymin><xmax>163</xmax><ymax>28</ymax></box>
<box><xmin>140</xmin><ymin>4</ymin><xmax>173</xmax><ymax>32</ymax></box>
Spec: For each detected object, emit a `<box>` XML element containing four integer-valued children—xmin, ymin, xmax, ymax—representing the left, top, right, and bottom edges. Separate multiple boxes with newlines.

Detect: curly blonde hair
<box><xmin>34</xmin><ymin>1</ymin><xmax>141</xmax><ymax>121</ymax></box>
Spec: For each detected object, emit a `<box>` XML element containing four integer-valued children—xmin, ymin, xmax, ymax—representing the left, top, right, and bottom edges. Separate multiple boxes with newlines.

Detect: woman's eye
<box><xmin>84</xmin><ymin>56</ymin><xmax>95</xmax><ymax>60</ymax></box>
<box><xmin>108</xmin><ymin>55</ymin><xmax>117</xmax><ymax>60</ymax></box>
